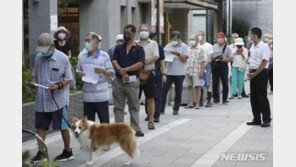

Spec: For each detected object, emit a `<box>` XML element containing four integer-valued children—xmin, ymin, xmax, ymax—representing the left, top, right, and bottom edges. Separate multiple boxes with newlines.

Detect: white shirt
<box><xmin>249</xmin><ymin>41</ymin><xmax>270</xmax><ymax>69</ymax></box>
<box><xmin>198</xmin><ymin>42</ymin><xmax>213</xmax><ymax>60</ymax></box>
<box><xmin>231</xmin><ymin>46</ymin><xmax>248</xmax><ymax>68</ymax></box>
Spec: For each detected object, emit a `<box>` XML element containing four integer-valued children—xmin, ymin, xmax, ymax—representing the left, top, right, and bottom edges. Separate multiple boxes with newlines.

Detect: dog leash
<box><xmin>50</xmin><ymin>91</ymin><xmax>72</xmax><ymax>128</ymax></box>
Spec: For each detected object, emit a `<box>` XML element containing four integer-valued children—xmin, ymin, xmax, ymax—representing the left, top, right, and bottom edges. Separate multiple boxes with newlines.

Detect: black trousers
<box><xmin>250</xmin><ymin>69</ymin><xmax>271</xmax><ymax>123</ymax></box>
<box><xmin>268</xmin><ymin>69</ymin><xmax>273</xmax><ymax>91</ymax></box>
<box><xmin>161</xmin><ymin>75</ymin><xmax>185</xmax><ymax>112</ymax></box>
<box><xmin>212</xmin><ymin>64</ymin><xmax>229</xmax><ymax>102</ymax></box>
<box><xmin>83</xmin><ymin>101</ymin><xmax>110</xmax><ymax>123</ymax></box>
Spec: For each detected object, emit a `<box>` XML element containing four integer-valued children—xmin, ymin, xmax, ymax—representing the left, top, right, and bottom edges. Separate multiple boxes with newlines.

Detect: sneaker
<box><xmin>205</xmin><ymin>101</ymin><xmax>212</xmax><ymax>107</ymax></box>
<box><xmin>173</xmin><ymin>110</ymin><xmax>179</xmax><ymax>115</ymax></box>
<box><xmin>238</xmin><ymin>94</ymin><xmax>242</xmax><ymax>99</ymax></box>
<box><xmin>229</xmin><ymin>95</ymin><xmax>234</xmax><ymax>99</ymax></box>
<box><xmin>148</xmin><ymin>122</ymin><xmax>155</xmax><ymax>130</ymax></box>
<box><xmin>30</xmin><ymin>151</ymin><xmax>47</xmax><ymax>164</ymax></box>
<box><xmin>160</xmin><ymin>111</ymin><xmax>165</xmax><ymax>115</ymax></box>
<box><xmin>103</xmin><ymin>146</ymin><xmax>111</xmax><ymax>151</ymax></box>
<box><xmin>54</xmin><ymin>148</ymin><xmax>74</xmax><ymax>162</ymax></box>
<box><xmin>242</xmin><ymin>94</ymin><xmax>249</xmax><ymax>98</ymax></box>
<box><xmin>135</xmin><ymin>130</ymin><xmax>144</xmax><ymax>137</ymax></box>
<box><xmin>154</xmin><ymin>118</ymin><xmax>159</xmax><ymax>123</ymax></box>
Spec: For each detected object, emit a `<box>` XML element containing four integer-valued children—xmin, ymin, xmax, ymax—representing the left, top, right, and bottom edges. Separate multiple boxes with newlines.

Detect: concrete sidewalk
<box><xmin>22</xmin><ymin>92</ymin><xmax>273</xmax><ymax>167</ymax></box>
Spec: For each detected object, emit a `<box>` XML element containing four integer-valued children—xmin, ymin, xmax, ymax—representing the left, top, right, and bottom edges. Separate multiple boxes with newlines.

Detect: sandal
<box><xmin>195</xmin><ymin>106</ymin><xmax>200</xmax><ymax>109</ymax></box>
<box><xmin>185</xmin><ymin>105</ymin><xmax>194</xmax><ymax>109</ymax></box>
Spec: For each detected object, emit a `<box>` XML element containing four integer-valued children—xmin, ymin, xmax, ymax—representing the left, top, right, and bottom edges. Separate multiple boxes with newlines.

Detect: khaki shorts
<box><xmin>186</xmin><ymin>75</ymin><xmax>205</xmax><ymax>87</ymax></box>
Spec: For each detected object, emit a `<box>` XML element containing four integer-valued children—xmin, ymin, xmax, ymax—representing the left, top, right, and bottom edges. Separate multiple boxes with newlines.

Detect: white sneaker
<box><xmin>238</xmin><ymin>94</ymin><xmax>242</xmax><ymax>99</ymax></box>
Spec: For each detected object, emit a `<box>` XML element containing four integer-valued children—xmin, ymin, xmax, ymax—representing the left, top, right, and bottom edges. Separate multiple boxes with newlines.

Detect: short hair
<box><xmin>250</xmin><ymin>27</ymin><xmax>262</xmax><ymax>39</ymax></box>
<box><xmin>190</xmin><ymin>35</ymin><xmax>198</xmax><ymax>40</ymax></box>
<box><xmin>149</xmin><ymin>33</ymin><xmax>157</xmax><ymax>40</ymax></box>
<box><xmin>231</xmin><ymin>33</ymin><xmax>239</xmax><ymax>38</ymax></box>
<box><xmin>139</xmin><ymin>23</ymin><xmax>150</xmax><ymax>31</ymax></box>
<box><xmin>124</xmin><ymin>24</ymin><xmax>136</xmax><ymax>33</ymax></box>
<box><xmin>86</xmin><ymin>32</ymin><xmax>101</xmax><ymax>43</ymax></box>
<box><xmin>171</xmin><ymin>31</ymin><xmax>181</xmax><ymax>39</ymax></box>
<box><xmin>198</xmin><ymin>30</ymin><xmax>205</xmax><ymax>36</ymax></box>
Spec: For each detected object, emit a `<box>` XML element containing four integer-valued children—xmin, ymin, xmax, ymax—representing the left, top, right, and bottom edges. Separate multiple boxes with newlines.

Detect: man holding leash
<box><xmin>29</xmin><ymin>33</ymin><xmax>74</xmax><ymax>163</ymax></box>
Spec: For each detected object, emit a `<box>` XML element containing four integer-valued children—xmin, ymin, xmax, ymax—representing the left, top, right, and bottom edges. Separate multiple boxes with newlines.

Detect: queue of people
<box><xmin>28</xmin><ymin>25</ymin><xmax>273</xmax><ymax>163</ymax></box>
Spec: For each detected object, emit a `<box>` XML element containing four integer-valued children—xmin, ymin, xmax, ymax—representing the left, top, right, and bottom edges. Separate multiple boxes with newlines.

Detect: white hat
<box><xmin>54</xmin><ymin>26</ymin><xmax>71</xmax><ymax>39</ymax></box>
<box><xmin>234</xmin><ymin>38</ymin><xmax>244</xmax><ymax>46</ymax></box>
<box><xmin>116</xmin><ymin>34</ymin><xmax>124</xmax><ymax>41</ymax></box>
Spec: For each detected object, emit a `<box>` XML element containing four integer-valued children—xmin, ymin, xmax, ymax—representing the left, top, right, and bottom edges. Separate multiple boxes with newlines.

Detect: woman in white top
<box><xmin>230</xmin><ymin>38</ymin><xmax>248</xmax><ymax>99</ymax></box>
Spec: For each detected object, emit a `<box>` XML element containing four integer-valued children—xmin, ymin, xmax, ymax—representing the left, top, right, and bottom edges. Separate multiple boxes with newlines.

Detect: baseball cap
<box><xmin>116</xmin><ymin>34</ymin><xmax>124</xmax><ymax>41</ymax></box>
<box><xmin>217</xmin><ymin>32</ymin><xmax>226</xmax><ymax>38</ymax></box>
<box><xmin>36</xmin><ymin>33</ymin><xmax>54</xmax><ymax>53</ymax></box>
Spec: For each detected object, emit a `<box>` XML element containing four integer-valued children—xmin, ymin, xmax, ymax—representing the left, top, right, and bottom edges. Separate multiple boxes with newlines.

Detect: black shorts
<box><xmin>35</xmin><ymin>106</ymin><xmax>68</xmax><ymax>130</ymax></box>
<box><xmin>139</xmin><ymin>72</ymin><xmax>156</xmax><ymax>99</ymax></box>
<box><xmin>83</xmin><ymin>101</ymin><xmax>110</xmax><ymax>123</ymax></box>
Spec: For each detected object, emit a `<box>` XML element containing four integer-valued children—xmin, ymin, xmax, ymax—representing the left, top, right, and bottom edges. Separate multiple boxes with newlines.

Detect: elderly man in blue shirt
<box><xmin>76</xmin><ymin>32</ymin><xmax>114</xmax><ymax>124</ymax></box>
<box><xmin>161</xmin><ymin>31</ymin><xmax>189</xmax><ymax>115</ymax></box>
<box><xmin>29</xmin><ymin>33</ymin><xmax>74</xmax><ymax>163</ymax></box>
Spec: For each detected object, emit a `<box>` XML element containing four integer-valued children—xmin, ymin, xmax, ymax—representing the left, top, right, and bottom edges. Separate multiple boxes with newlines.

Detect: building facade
<box><xmin>232</xmin><ymin>0</ymin><xmax>273</xmax><ymax>35</ymax></box>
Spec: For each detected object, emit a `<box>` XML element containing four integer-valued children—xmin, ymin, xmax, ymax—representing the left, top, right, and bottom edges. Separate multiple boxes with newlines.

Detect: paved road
<box><xmin>22</xmin><ymin>86</ymin><xmax>273</xmax><ymax>167</ymax></box>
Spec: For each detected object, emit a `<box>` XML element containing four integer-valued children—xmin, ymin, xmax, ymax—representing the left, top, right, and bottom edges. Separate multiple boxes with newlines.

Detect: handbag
<box><xmin>139</xmin><ymin>69</ymin><xmax>151</xmax><ymax>86</ymax></box>
<box><xmin>211</xmin><ymin>45</ymin><xmax>227</xmax><ymax>71</ymax></box>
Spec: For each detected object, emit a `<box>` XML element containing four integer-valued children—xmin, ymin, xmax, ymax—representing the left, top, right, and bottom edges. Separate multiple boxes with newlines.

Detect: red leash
<box><xmin>50</xmin><ymin>92</ymin><xmax>72</xmax><ymax>128</ymax></box>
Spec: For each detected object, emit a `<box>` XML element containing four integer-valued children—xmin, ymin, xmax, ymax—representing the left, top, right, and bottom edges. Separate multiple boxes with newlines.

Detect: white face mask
<box><xmin>188</xmin><ymin>40</ymin><xmax>196</xmax><ymax>46</ymax></box>
<box><xmin>139</xmin><ymin>31</ymin><xmax>149</xmax><ymax>39</ymax></box>
<box><xmin>198</xmin><ymin>36</ymin><xmax>202</xmax><ymax>41</ymax></box>
<box><xmin>171</xmin><ymin>40</ymin><xmax>179</xmax><ymax>46</ymax></box>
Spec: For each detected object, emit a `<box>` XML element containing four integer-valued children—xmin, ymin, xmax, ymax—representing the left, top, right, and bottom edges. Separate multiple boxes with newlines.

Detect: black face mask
<box><xmin>237</xmin><ymin>45</ymin><xmax>242</xmax><ymax>49</ymax></box>
<box><xmin>123</xmin><ymin>33</ymin><xmax>132</xmax><ymax>42</ymax></box>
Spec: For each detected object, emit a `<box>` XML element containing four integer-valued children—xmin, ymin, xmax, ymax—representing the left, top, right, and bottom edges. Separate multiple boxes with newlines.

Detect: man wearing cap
<box><xmin>247</xmin><ymin>27</ymin><xmax>271</xmax><ymax>128</ymax></box>
<box><xmin>108</xmin><ymin>34</ymin><xmax>125</xmax><ymax>60</ymax></box>
<box><xmin>29</xmin><ymin>33</ymin><xmax>74</xmax><ymax>163</ymax></box>
<box><xmin>212</xmin><ymin>32</ymin><xmax>233</xmax><ymax>104</ymax></box>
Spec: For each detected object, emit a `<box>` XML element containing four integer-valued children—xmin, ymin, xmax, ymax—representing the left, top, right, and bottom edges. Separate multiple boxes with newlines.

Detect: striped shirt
<box><xmin>33</xmin><ymin>49</ymin><xmax>73</xmax><ymax>112</ymax></box>
<box><xmin>76</xmin><ymin>48</ymin><xmax>114</xmax><ymax>102</ymax></box>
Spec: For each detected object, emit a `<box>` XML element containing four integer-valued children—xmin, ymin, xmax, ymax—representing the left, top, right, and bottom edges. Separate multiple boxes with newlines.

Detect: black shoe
<box><xmin>173</xmin><ymin>110</ymin><xmax>179</xmax><ymax>115</ymax></box>
<box><xmin>54</xmin><ymin>148</ymin><xmax>74</xmax><ymax>162</ymax></box>
<box><xmin>205</xmin><ymin>101</ymin><xmax>212</xmax><ymax>107</ymax></box>
<box><xmin>246</xmin><ymin>121</ymin><xmax>261</xmax><ymax>126</ymax></box>
<box><xmin>242</xmin><ymin>94</ymin><xmax>249</xmax><ymax>98</ymax></box>
<box><xmin>145</xmin><ymin>116</ymin><xmax>148</xmax><ymax>121</ymax></box>
<box><xmin>154</xmin><ymin>118</ymin><xmax>159</xmax><ymax>123</ymax></box>
<box><xmin>148</xmin><ymin>122</ymin><xmax>155</xmax><ymax>130</ymax></box>
<box><xmin>222</xmin><ymin>100</ymin><xmax>229</xmax><ymax>105</ymax></box>
<box><xmin>200</xmin><ymin>102</ymin><xmax>204</xmax><ymax>107</ymax></box>
<box><xmin>135</xmin><ymin>130</ymin><xmax>144</xmax><ymax>137</ymax></box>
<box><xmin>261</xmin><ymin>122</ymin><xmax>271</xmax><ymax>127</ymax></box>
<box><xmin>213</xmin><ymin>99</ymin><xmax>219</xmax><ymax>104</ymax></box>
<box><xmin>30</xmin><ymin>151</ymin><xmax>47</xmax><ymax>164</ymax></box>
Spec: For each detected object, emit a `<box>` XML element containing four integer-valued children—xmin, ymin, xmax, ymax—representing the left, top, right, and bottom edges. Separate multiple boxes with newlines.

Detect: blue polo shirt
<box><xmin>112</xmin><ymin>42</ymin><xmax>145</xmax><ymax>77</ymax></box>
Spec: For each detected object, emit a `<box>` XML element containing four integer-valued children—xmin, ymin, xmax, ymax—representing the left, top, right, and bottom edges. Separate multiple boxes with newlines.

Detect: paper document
<box><xmin>122</xmin><ymin>75</ymin><xmax>137</xmax><ymax>83</ymax></box>
<box><xmin>164</xmin><ymin>52</ymin><xmax>174</xmax><ymax>62</ymax></box>
<box><xmin>34</xmin><ymin>83</ymin><xmax>49</xmax><ymax>89</ymax></box>
<box><xmin>82</xmin><ymin>65</ymin><xmax>100</xmax><ymax>84</ymax></box>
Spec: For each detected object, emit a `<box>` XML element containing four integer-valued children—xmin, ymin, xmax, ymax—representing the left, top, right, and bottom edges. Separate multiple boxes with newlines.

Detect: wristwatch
<box><xmin>177</xmin><ymin>53</ymin><xmax>180</xmax><ymax>56</ymax></box>
<box><xmin>162</xmin><ymin>73</ymin><xmax>166</xmax><ymax>76</ymax></box>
